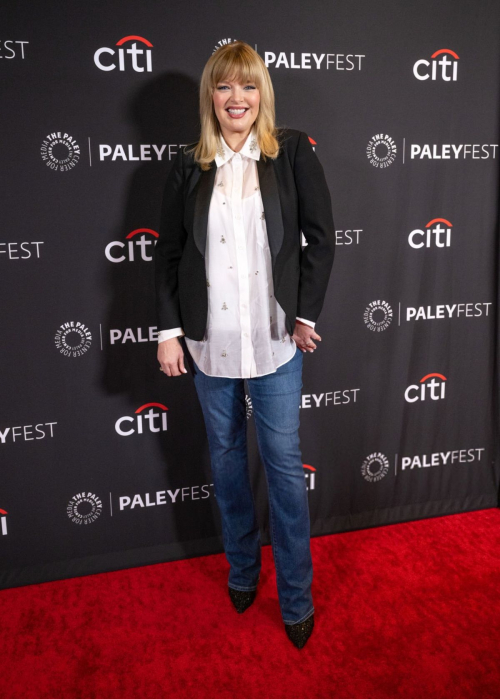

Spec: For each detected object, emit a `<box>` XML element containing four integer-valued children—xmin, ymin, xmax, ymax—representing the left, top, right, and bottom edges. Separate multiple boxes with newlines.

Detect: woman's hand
<box><xmin>292</xmin><ymin>319</ymin><xmax>322</xmax><ymax>352</ymax></box>
<box><xmin>158</xmin><ymin>337</ymin><xmax>188</xmax><ymax>376</ymax></box>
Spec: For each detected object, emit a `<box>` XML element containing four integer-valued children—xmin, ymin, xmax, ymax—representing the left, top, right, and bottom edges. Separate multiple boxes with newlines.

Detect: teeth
<box><xmin>228</xmin><ymin>108</ymin><xmax>247</xmax><ymax>114</ymax></box>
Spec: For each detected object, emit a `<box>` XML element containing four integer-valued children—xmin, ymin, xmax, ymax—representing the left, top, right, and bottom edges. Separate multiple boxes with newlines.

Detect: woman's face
<box><xmin>212</xmin><ymin>76</ymin><xmax>260</xmax><ymax>136</ymax></box>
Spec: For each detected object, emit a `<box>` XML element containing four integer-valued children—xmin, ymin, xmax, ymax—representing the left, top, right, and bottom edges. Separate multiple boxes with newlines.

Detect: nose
<box><xmin>233</xmin><ymin>86</ymin><xmax>246</xmax><ymax>102</ymax></box>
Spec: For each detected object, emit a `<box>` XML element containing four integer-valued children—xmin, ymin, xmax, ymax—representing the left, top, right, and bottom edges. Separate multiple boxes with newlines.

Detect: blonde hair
<box><xmin>184</xmin><ymin>41</ymin><xmax>286</xmax><ymax>170</ymax></box>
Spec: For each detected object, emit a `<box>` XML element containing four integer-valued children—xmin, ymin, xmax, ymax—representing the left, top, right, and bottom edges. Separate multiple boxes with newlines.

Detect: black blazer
<box><xmin>154</xmin><ymin>127</ymin><xmax>335</xmax><ymax>341</ymax></box>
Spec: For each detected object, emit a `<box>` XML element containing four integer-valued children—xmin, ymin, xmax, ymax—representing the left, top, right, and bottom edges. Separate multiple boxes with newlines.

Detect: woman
<box><xmin>155</xmin><ymin>41</ymin><xmax>335</xmax><ymax>649</ymax></box>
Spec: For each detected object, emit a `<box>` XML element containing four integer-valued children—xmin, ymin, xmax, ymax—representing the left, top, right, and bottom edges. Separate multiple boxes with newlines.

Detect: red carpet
<box><xmin>1</xmin><ymin>508</ymin><xmax>499</xmax><ymax>699</ymax></box>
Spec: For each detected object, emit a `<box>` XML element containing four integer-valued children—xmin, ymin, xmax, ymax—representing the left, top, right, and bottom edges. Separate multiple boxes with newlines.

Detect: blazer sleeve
<box><xmin>293</xmin><ymin>130</ymin><xmax>336</xmax><ymax>324</ymax></box>
<box><xmin>154</xmin><ymin>149</ymin><xmax>187</xmax><ymax>331</ymax></box>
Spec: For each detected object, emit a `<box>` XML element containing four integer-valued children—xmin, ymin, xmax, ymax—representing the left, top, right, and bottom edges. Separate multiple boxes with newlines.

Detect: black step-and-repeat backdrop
<box><xmin>1</xmin><ymin>1</ymin><xmax>499</xmax><ymax>589</ymax></box>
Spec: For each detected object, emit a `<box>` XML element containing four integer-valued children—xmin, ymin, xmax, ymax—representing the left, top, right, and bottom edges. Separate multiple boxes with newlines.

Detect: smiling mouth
<box><xmin>226</xmin><ymin>108</ymin><xmax>249</xmax><ymax>113</ymax></box>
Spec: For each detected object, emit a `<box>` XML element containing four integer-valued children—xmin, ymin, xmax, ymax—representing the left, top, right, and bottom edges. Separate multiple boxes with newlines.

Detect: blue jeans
<box><xmin>191</xmin><ymin>346</ymin><xmax>314</xmax><ymax>625</ymax></box>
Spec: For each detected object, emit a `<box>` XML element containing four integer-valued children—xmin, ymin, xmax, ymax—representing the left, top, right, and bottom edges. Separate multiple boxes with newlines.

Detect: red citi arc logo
<box><xmin>105</xmin><ymin>228</ymin><xmax>158</xmax><ymax>263</ymax></box>
<box><xmin>405</xmin><ymin>373</ymin><xmax>447</xmax><ymax>403</ymax></box>
<box><xmin>0</xmin><ymin>508</ymin><xmax>8</xmax><ymax>536</ymax></box>
<box><xmin>115</xmin><ymin>403</ymin><xmax>168</xmax><ymax>437</ymax></box>
<box><xmin>94</xmin><ymin>36</ymin><xmax>153</xmax><ymax>73</ymax></box>
<box><xmin>408</xmin><ymin>218</ymin><xmax>453</xmax><ymax>248</ymax></box>
<box><xmin>303</xmin><ymin>464</ymin><xmax>316</xmax><ymax>490</ymax></box>
<box><xmin>413</xmin><ymin>49</ymin><xmax>459</xmax><ymax>81</ymax></box>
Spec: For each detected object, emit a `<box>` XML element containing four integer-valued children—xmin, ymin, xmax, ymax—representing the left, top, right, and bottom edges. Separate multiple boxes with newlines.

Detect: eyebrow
<box><xmin>218</xmin><ymin>79</ymin><xmax>255</xmax><ymax>84</ymax></box>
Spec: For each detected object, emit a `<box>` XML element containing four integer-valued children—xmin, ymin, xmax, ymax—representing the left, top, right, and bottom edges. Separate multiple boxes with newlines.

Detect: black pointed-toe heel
<box><xmin>228</xmin><ymin>586</ymin><xmax>257</xmax><ymax>613</ymax></box>
<box><xmin>284</xmin><ymin>613</ymin><xmax>314</xmax><ymax>649</ymax></box>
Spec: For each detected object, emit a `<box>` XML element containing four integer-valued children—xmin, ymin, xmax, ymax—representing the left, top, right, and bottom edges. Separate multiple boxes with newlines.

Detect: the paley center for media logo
<box><xmin>366</xmin><ymin>134</ymin><xmax>397</xmax><ymax>168</ymax></box>
<box><xmin>67</xmin><ymin>492</ymin><xmax>102</xmax><ymax>525</ymax></box>
<box><xmin>41</xmin><ymin>132</ymin><xmax>80</xmax><ymax>172</ymax></box>
<box><xmin>54</xmin><ymin>321</ymin><xmax>92</xmax><ymax>357</ymax></box>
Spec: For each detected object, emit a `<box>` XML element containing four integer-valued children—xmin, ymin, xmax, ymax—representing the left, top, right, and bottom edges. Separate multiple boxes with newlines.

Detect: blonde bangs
<box><xmin>185</xmin><ymin>41</ymin><xmax>284</xmax><ymax>170</ymax></box>
<box><xmin>210</xmin><ymin>51</ymin><xmax>263</xmax><ymax>91</ymax></box>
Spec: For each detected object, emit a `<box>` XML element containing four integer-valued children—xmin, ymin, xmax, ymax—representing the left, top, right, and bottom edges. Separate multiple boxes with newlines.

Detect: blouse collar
<box><xmin>215</xmin><ymin>127</ymin><xmax>260</xmax><ymax>166</ymax></box>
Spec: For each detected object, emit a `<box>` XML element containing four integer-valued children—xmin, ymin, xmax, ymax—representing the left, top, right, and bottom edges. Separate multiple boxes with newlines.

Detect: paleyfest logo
<box><xmin>366</xmin><ymin>134</ymin><xmax>397</xmax><ymax>168</ymax></box>
<box><xmin>41</xmin><ymin>132</ymin><xmax>80</xmax><ymax>172</ymax></box>
<box><xmin>54</xmin><ymin>321</ymin><xmax>92</xmax><ymax>357</ymax></box>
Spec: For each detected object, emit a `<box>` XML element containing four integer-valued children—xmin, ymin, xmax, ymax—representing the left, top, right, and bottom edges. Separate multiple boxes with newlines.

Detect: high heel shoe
<box><xmin>228</xmin><ymin>586</ymin><xmax>257</xmax><ymax>613</ymax></box>
<box><xmin>284</xmin><ymin>613</ymin><xmax>314</xmax><ymax>649</ymax></box>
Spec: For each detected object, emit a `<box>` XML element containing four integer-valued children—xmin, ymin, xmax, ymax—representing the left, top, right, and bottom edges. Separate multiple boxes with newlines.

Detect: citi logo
<box><xmin>409</xmin><ymin>218</ymin><xmax>452</xmax><ymax>248</ymax></box>
<box><xmin>94</xmin><ymin>35</ymin><xmax>153</xmax><ymax>72</ymax></box>
<box><xmin>413</xmin><ymin>49</ymin><xmax>459</xmax><ymax>81</ymax></box>
<box><xmin>405</xmin><ymin>373</ymin><xmax>447</xmax><ymax>403</ymax></box>
<box><xmin>1</xmin><ymin>508</ymin><xmax>8</xmax><ymax>536</ymax></box>
<box><xmin>303</xmin><ymin>464</ymin><xmax>316</xmax><ymax>491</ymax></box>
<box><xmin>115</xmin><ymin>403</ymin><xmax>168</xmax><ymax>437</ymax></box>
<box><xmin>105</xmin><ymin>228</ymin><xmax>158</xmax><ymax>263</ymax></box>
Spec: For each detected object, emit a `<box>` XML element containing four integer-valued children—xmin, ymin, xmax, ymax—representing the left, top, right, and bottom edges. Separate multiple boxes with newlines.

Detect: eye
<box><xmin>216</xmin><ymin>84</ymin><xmax>256</xmax><ymax>90</ymax></box>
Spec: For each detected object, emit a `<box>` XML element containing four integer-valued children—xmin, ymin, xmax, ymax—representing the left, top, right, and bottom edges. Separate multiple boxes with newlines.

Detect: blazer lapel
<box><xmin>192</xmin><ymin>156</ymin><xmax>285</xmax><ymax>269</ymax></box>
<box><xmin>257</xmin><ymin>156</ymin><xmax>284</xmax><ymax>270</ymax></box>
<box><xmin>193</xmin><ymin>162</ymin><xmax>217</xmax><ymax>259</ymax></box>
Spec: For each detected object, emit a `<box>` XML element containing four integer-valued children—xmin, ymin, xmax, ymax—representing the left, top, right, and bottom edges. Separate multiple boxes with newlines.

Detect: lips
<box><xmin>226</xmin><ymin>107</ymin><xmax>249</xmax><ymax>119</ymax></box>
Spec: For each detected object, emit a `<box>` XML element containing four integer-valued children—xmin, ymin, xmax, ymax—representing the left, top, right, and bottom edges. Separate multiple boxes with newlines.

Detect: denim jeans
<box><xmin>191</xmin><ymin>345</ymin><xmax>314</xmax><ymax>625</ymax></box>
